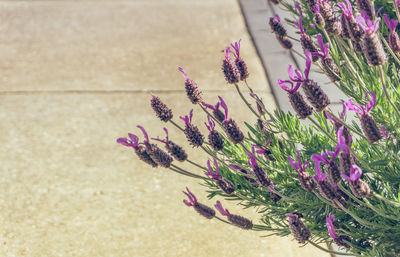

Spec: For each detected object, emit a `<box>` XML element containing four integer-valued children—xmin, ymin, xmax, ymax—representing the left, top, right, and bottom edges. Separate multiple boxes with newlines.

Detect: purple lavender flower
<box><xmin>180</xmin><ymin>109</ymin><xmax>205</xmax><ymax>147</ymax></box>
<box><xmin>284</xmin><ymin>52</ymin><xmax>330</xmax><ymax>112</ymax></box>
<box><xmin>324</xmin><ymin>102</ymin><xmax>352</xmax><ymax>146</ymax></box>
<box><xmin>313</xmin><ymin>158</ymin><xmax>337</xmax><ymax>200</ymax></box>
<box><xmin>183</xmin><ymin>187</ymin><xmax>215</xmax><ymax>219</ymax></box>
<box><xmin>178</xmin><ymin>67</ymin><xmax>203</xmax><ymax>104</ymax></box>
<box><xmin>382</xmin><ymin>125</ymin><xmax>391</xmax><ymax>139</ymax></box>
<box><xmin>267</xmin><ymin>182</ymin><xmax>282</xmax><ymax>202</ymax></box>
<box><xmin>206</xmin><ymin>158</ymin><xmax>235</xmax><ymax>194</ymax></box>
<box><xmin>312</xmin><ymin>34</ymin><xmax>340</xmax><ymax>82</ymax></box>
<box><xmin>316</xmin><ymin>0</ymin><xmax>342</xmax><ymax>35</ymax></box>
<box><xmin>204</xmin><ymin>115</ymin><xmax>224</xmax><ymax>151</ymax></box>
<box><xmin>137</xmin><ymin>125</ymin><xmax>173</xmax><ymax>168</ymax></box>
<box><xmin>228</xmin><ymin>164</ymin><xmax>258</xmax><ymax>186</ymax></box>
<box><xmin>337</xmin><ymin>126</ymin><xmax>353</xmax><ymax>176</ymax></box>
<box><xmin>341</xmin><ymin>165</ymin><xmax>373</xmax><ymax>198</ymax></box>
<box><xmin>383</xmin><ymin>14</ymin><xmax>400</xmax><ymax>53</ymax></box>
<box><xmin>117</xmin><ymin>133</ymin><xmax>158</xmax><ymax>167</ymax></box>
<box><xmin>254</xmin><ymin>140</ymin><xmax>275</xmax><ymax>162</ymax></box>
<box><xmin>151</xmin><ymin>128</ymin><xmax>188</xmax><ymax>162</ymax></box>
<box><xmin>326</xmin><ymin>213</ymin><xmax>351</xmax><ymax>248</ymax></box>
<box><xmin>288</xmin><ymin>152</ymin><xmax>316</xmax><ymax>191</ymax></box>
<box><xmin>287</xmin><ymin>213</ymin><xmax>311</xmax><ymax>243</ymax></box>
<box><xmin>294</xmin><ymin>2</ymin><xmax>319</xmax><ymax>61</ymax></box>
<box><xmin>222</xmin><ymin>47</ymin><xmax>240</xmax><ymax>84</ymax></box>
<box><xmin>150</xmin><ymin>95</ymin><xmax>173</xmax><ymax>122</ymax></box>
<box><xmin>269</xmin><ymin>15</ymin><xmax>287</xmax><ymax>36</ymax></box>
<box><xmin>218</xmin><ymin>96</ymin><xmax>244</xmax><ymax>144</ymax></box>
<box><xmin>230</xmin><ymin>40</ymin><xmax>249</xmax><ymax>81</ymax></box>
<box><xmin>345</xmin><ymin>91</ymin><xmax>382</xmax><ymax>143</ymax></box>
<box><xmin>338</xmin><ymin>0</ymin><xmax>364</xmax><ymax>50</ymax></box>
<box><xmin>201</xmin><ymin>101</ymin><xmax>225</xmax><ymax>123</ymax></box>
<box><xmin>277</xmin><ymin>79</ymin><xmax>313</xmax><ymax>119</ymax></box>
<box><xmin>355</xmin><ymin>0</ymin><xmax>375</xmax><ymax>21</ymax></box>
<box><xmin>247</xmin><ymin>146</ymin><xmax>271</xmax><ymax>187</ymax></box>
<box><xmin>312</xmin><ymin>142</ymin><xmax>348</xmax><ymax>184</ymax></box>
<box><xmin>357</xmin><ymin>11</ymin><xmax>387</xmax><ymax>66</ymax></box>
<box><xmin>215</xmin><ymin>201</ymin><xmax>253</xmax><ymax>229</ymax></box>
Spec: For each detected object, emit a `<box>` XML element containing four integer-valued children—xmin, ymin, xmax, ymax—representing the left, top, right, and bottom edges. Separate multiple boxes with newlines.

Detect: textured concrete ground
<box><xmin>0</xmin><ymin>0</ymin><xmax>327</xmax><ymax>256</ymax></box>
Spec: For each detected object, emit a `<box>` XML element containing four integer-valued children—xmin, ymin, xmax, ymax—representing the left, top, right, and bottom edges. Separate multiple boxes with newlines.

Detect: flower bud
<box><xmin>150</xmin><ymin>95</ymin><xmax>173</xmax><ymax>122</ymax></box>
<box><xmin>208</xmin><ymin>130</ymin><xmax>224</xmax><ymax>151</ymax></box>
<box><xmin>223</xmin><ymin>119</ymin><xmax>244</xmax><ymax>144</ymax></box>
<box><xmin>183</xmin><ymin>187</ymin><xmax>216</xmax><ymax>219</ymax></box>
<box><xmin>276</xmin><ymin>35</ymin><xmax>293</xmax><ymax>50</ymax></box>
<box><xmin>360</xmin><ymin>113</ymin><xmax>382</xmax><ymax>143</ymax></box>
<box><xmin>288</xmin><ymin>91</ymin><xmax>314</xmax><ymax>119</ymax></box>
<box><xmin>287</xmin><ymin>213</ymin><xmax>311</xmax><ymax>244</ymax></box>
<box><xmin>215</xmin><ymin>201</ymin><xmax>253</xmax><ymax>230</ymax></box>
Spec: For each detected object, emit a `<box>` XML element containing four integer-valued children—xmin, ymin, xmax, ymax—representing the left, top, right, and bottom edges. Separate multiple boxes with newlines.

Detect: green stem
<box><xmin>308</xmin><ymin>116</ymin><xmax>336</xmax><ymax>142</ymax></box>
<box><xmin>333</xmin><ymin>200</ymin><xmax>386</xmax><ymax>229</ymax></box>
<box><xmin>373</xmin><ymin>192</ymin><xmax>400</xmax><ymax>208</ymax></box>
<box><xmin>308</xmin><ymin>240</ymin><xmax>362</xmax><ymax>257</ymax></box>
<box><xmin>234</xmin><ymin>83</ymin><xmax>260</xmax><ymax>117</ymax></box>
<box><xmin>186</xmin><ymin>159</ymin><xmax>207</xmax><ymax>171</ymax></box>
<box><xmin>168</xmin><ymin>166</ymin><xmax>207</xmax><ymax>180</ymax></box>
<box><xmin>169</xmin><ymin>119</ymin><xmax>185</xmax><ymax>132</ymax></box>
<box><xmin>378</xmin><ymin>65</ymin><xmax>400</xmax><ymax>120</ymax></box>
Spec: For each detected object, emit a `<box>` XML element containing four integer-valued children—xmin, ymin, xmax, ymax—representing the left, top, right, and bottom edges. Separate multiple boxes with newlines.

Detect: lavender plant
<box><xmin>117</xmin><ymin>1</ymin><xmax>400</xmax><ymax>256</ymax></box>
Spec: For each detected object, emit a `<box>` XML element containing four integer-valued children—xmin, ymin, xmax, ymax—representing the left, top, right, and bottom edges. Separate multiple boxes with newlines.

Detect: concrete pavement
<box><xmin>0</xmin><ymin>1</ymin><xmax>327</xmax><ymax>256</ymax></box>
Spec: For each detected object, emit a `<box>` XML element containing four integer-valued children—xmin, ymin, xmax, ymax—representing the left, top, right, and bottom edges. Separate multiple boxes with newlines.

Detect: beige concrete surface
<box><xmin>0</xmin><ymin>1</ymin><xmax>328</xmax><ymax>256</ymax></box>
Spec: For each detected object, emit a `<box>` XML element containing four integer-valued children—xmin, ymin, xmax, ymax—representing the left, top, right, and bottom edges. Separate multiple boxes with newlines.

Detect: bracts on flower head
<box><xmin>294</xmin><ymin>3</ymin><xmax>319</xmax><ymax>62</ymax></box>
<box><xmin>178</xmin><ymin>67</ymin><xmax>203</xmax><ymax>104</ymax></box>
<box><xmin>357</xmin><ymin>11</ymin><xmax>387</xmax><ymax>66</ymax></box>
<box><xmin>222</xmin><ymin>47</ymin><xmax>240</xmax><ymax>84</ymax></box>
<box><xmin>346</xmin><ymin>91</ymin><xmax>382</xmax><ymax>143</ymax></box>
<box><xmin>277</xmin><ymin>79</ymin><xmax>313</xmax><ymax>119</ymax></box>
<box><xmin>312</xmin><ymin>34</ymin><xmax>340</xmax><ymax>82</ymax></box>
<box><xmin>230</xmin><ymin>40</ymin><xmax>249</xmax><ymax>81</ymax></box>
<box><xmin>151</xmin><ymin>128</ymin><xmax>188</xmax><ymax>162</ymax></box>
<box><xmin>180</xmin><ymin>109</ymin><xmax>205</xmax><ymax>147</ymax></box>
<box><xmin>301</xmin><ymin>52</ymin><xmax>330</xmax><ymax>111</ymax></box>
<box><xmin>384</xmin><ymin>14</ymin><xmax>400</xmax><ymax>53</ymax></box>
<box><xmin>311</xmin><ymin>150</ymin><xmax>340</xmax><ymax>184</ymax></box>
<box><xmin>137</xmin><ymin>125</ymin><xmax>173</xmax><ymax>168</ymax></box>
<box><xmin>117</xmin><ymin>133</ymin><xmax>158</xmax><ymax>167</ymax></box>
<box><xmin>150</xmin><ymin>95</ymin><xmax>173</xmax><ymax>122</ymax></box>
<box><xmin>219</xmin><ymin>96</ymin><xmax>244</xmax><ymax>144</ymax></box>
<box><xmin>313</xmin><ymin>161</ymin><xmax>337</xmax><ymax>200</ymax></box>
<box><xmin>206</xmin><ymin>158</ymin><xmax>235</xmax><ymax>195</ymax></box>
<box><xmin>317</xmin><ymin>0</ymin><xmax>342</xmax><ymax>35</ymax></box>
<box><xmin>326</xmin><ymin>213</ymin><xmax>351</xmax><ymax>248</ymax></box>
<box><xmin>332</xmin><ymin>184</ymin><xmax>349</xmax><ymax>211</ymax></box>
<box><xmin>183</xmin><ymin>187</ymin><xmax>215</xmax><ymax>219</ymax></box>
<box><xmin>287</xmin><ymin>213</ymin><xmax>311</xmax><ymax>244</ymax></box>
<box><xmin>288</xmin><ymin>152</ymin><xmax>316</xmax><ymax>191</ymax></box>
<box><xmin>205</xmin><ymin>115</ymin><xmax>224</xmax><ymax>151</ymax></box>
<box><xmin>341</xmin><ymin>165</ymin><xmax>373</xmax><ymax>198</ymax></box>
<box><xmin>324</xmin><ymin>103</ymin><xmax>352</xmax><ymax>146</ymax></box>
<box><xmin>267</xmin><ymin>183</ymin><xmax>282</xmax><ymax>202</ymax></box>
<box><xmin>254</xmin><ymin>140</ymin><xmax>276</xmax><ymax>162</ymax></box>
<box><xmin>215</xmin><ymin>201</ymin><xmax>253</xmax><ymax>230</ymax></box>
<box><xmin>247</xmin><ymin>146</ymin><xmax>271</xmax><ymax>187</ymax></box>
<box><xmin>201</xmin><ymin>101</ymin><xmax>225</xmax><ymax>123</ymax></box>
<box><xmin>284</xmin><ymin>52</ymin><xmax>330</xmax><ymax>112</ymax></box>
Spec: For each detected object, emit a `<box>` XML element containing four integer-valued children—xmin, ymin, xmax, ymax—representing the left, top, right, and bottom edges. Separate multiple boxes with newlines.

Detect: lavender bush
<box><xmin>117</xmin><ymin>0</ymin><xmax>400</xmax><ymax>256</ymax></box>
